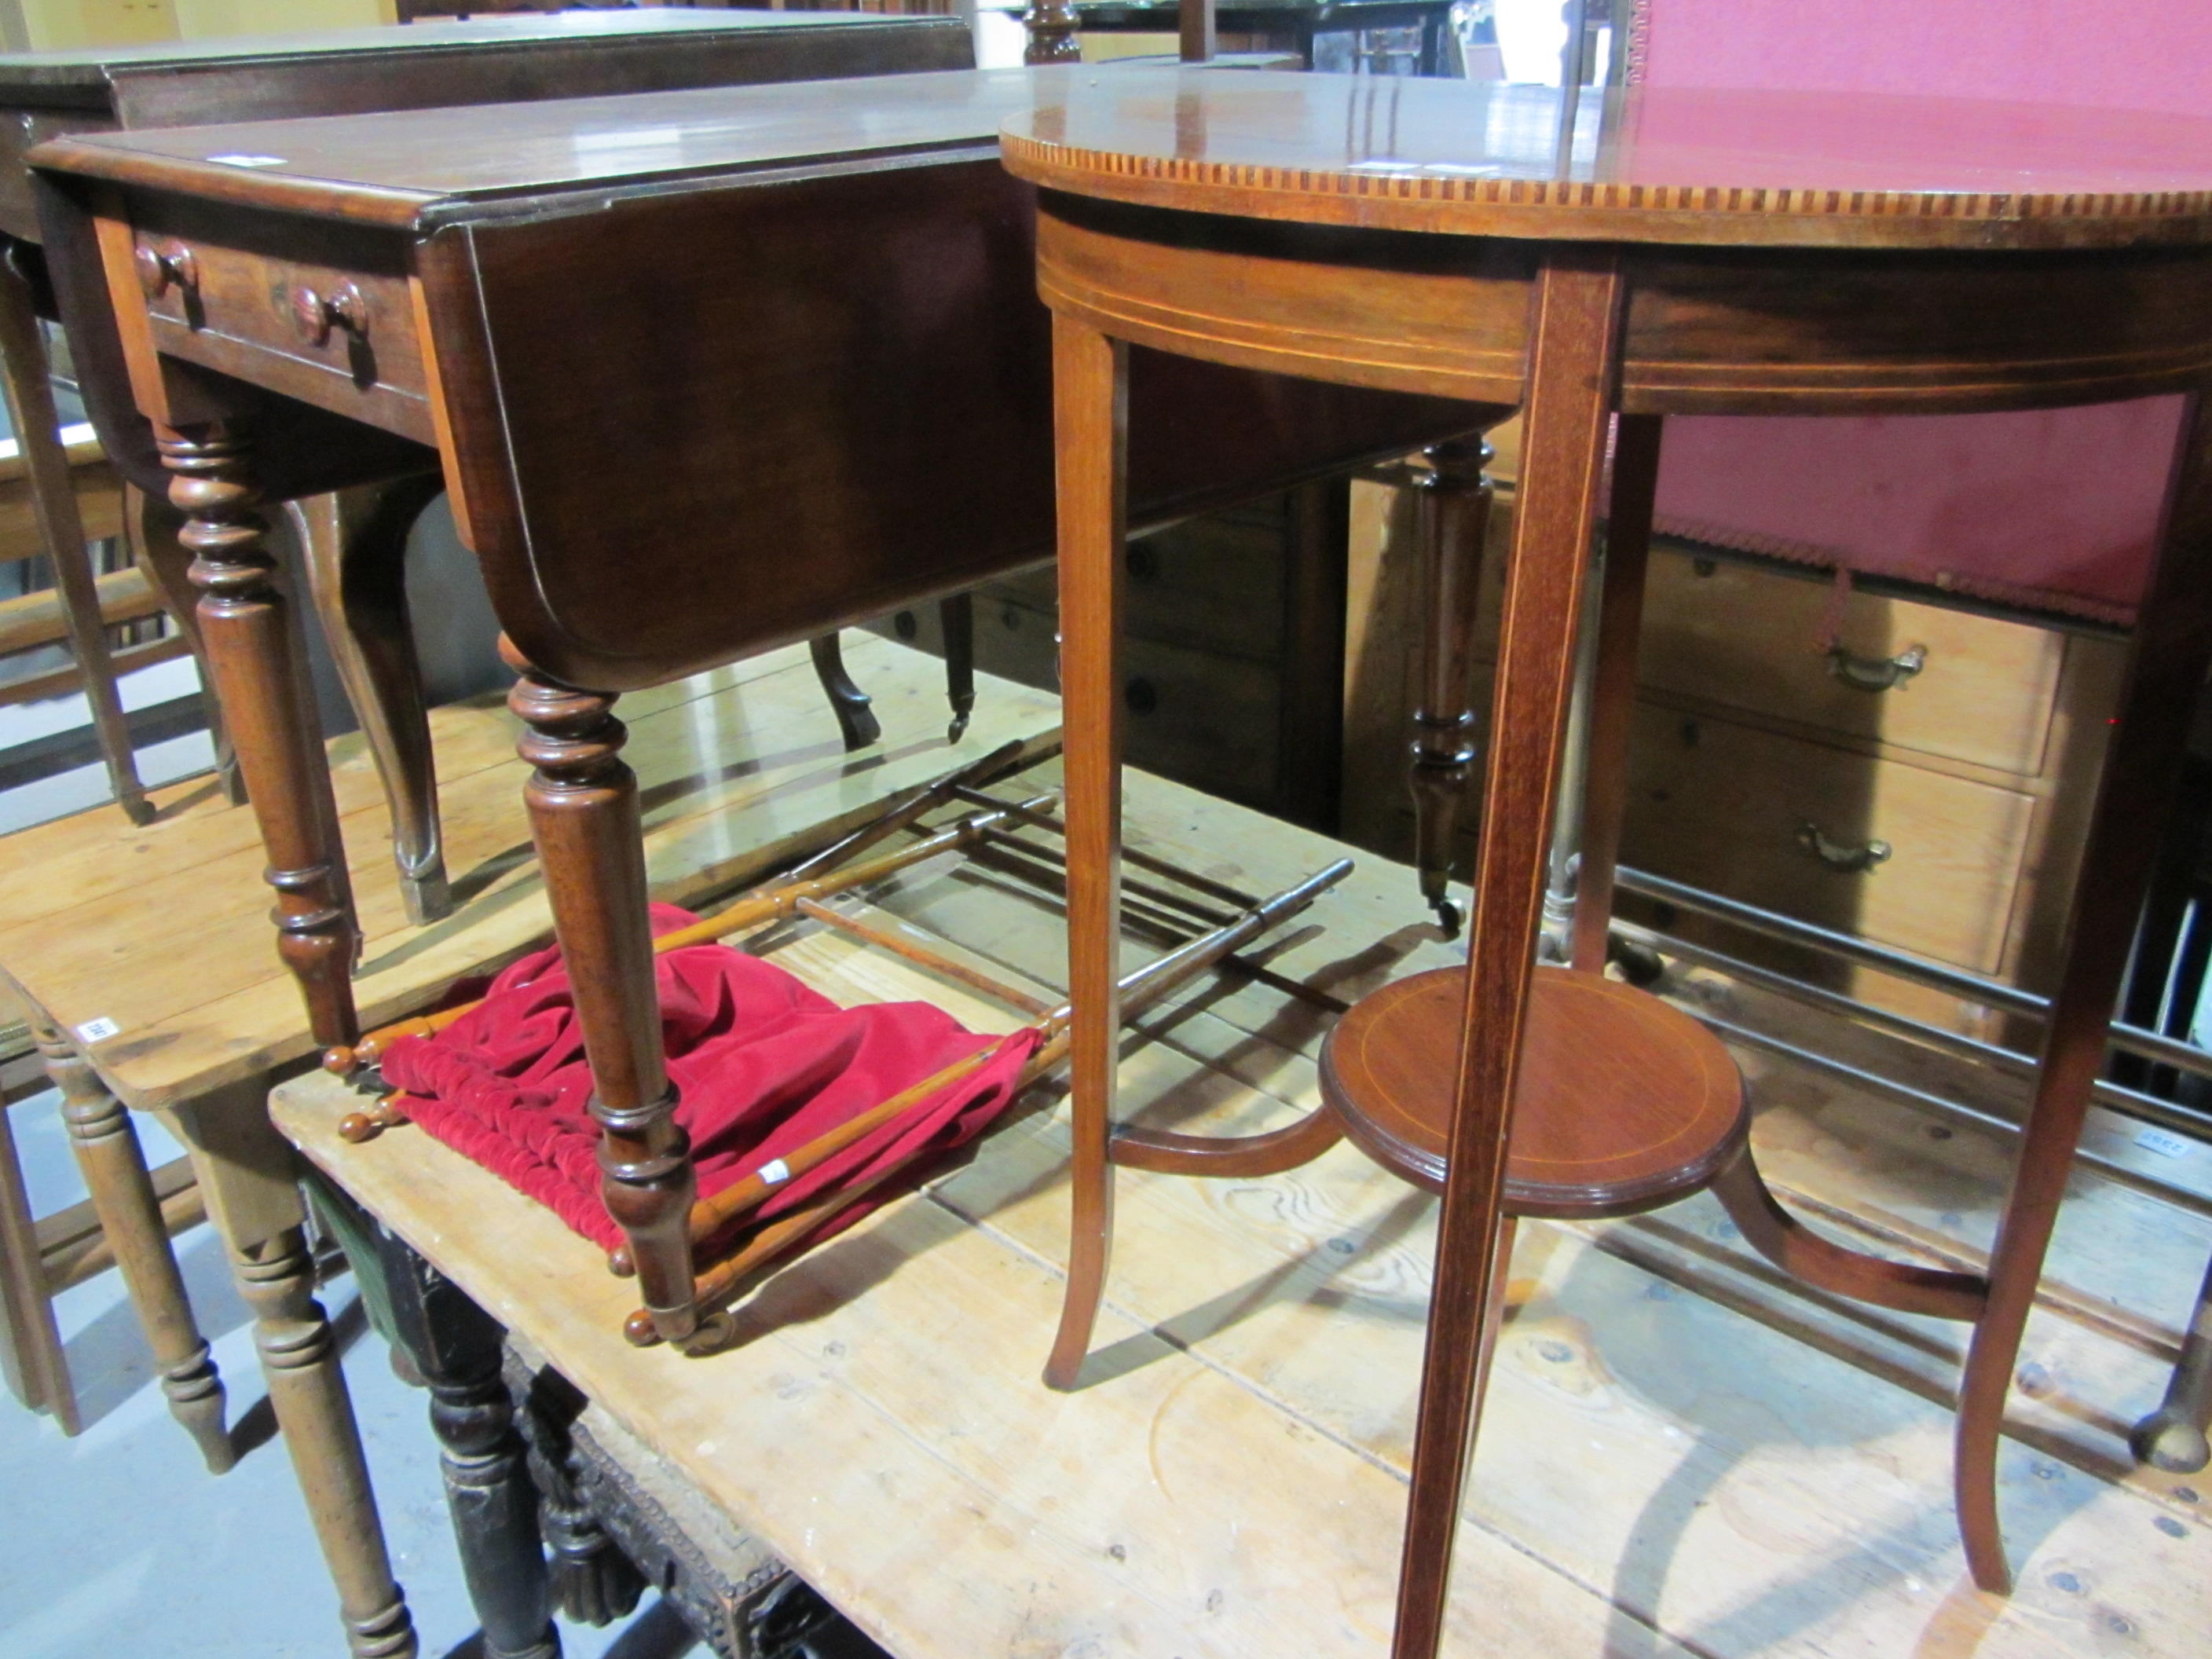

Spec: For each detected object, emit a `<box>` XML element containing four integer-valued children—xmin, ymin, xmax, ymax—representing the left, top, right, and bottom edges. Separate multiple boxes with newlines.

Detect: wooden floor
<box><xmin>276</xmin><ymin>740</ymin><xmax>2212</xmax><ymax>1659</ymax></box>
<box><xmin>0</xmin><ymin>636</ymin><xmax>1060</xmax><ymax>1110</ymax></box>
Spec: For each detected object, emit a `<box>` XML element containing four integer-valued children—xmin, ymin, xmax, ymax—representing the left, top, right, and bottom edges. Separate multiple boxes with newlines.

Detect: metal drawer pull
<box><xmin>1796</xmin><ymin>821</ymin><xmax>1892</xmax><ymax>873</ymax></box>
<box><xmin>1827</xmin><ymin>641</ymin><xmax>1927</xmax><ymax>692</ymax></box>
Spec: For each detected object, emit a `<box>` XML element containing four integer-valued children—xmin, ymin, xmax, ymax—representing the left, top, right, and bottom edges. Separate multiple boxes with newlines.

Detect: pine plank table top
<box><xmin>0</xmin><ymin>639</ymin><xmax>1060</xmax><ymax>1113</ymax></box>
<box><xmin>274</xmin><ymin>754</ymin><xmax>2212</xmax><ymax>1659</ymax></box>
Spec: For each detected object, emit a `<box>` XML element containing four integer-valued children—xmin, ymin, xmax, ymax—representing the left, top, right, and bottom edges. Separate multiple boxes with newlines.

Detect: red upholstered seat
<box><xmin>1632</xmin><ymin>0</ymin><xmax>2212</xmax><ymax>622</ymax></box>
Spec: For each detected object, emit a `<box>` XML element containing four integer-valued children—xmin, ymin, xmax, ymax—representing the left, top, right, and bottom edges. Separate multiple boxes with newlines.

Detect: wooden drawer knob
<box><xmin>1796</xmin><ymin>819</ymin><xmax>1892</xmax><ymax>874</ymax></box>
<box><xmin>290</xmin><ymin>281</ymin><xmax>369</xmax><ymax>346</ymax></box>
<box><xmin>134</xmin><ymin>240</ymin><xmax>196</xmax><ymax>298</ymax></box>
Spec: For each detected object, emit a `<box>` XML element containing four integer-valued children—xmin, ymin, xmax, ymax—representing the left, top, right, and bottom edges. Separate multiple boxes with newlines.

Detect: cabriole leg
<box><xmin>504</xmin><ymin>639</ymin><xmax>696</xmax><ymax>1345</ymax></box>
<box><xmin>34</xmin><ymin>1017</ymin><xmax>229</xmax><ymax>1471</ymax></box>
<box><xmin>807</xmin><ymin>632</ymin><xmax>881</xmax><ymax>753</ymax></box>
<box><xmin>160</xmin><ymin>420</ymin><xmax>359</xmax><ymax>1048</ymax></box>
<box><xmin>1044</xmin><ymin>315</ymin><xmax>1128</xmax><ymax>1393</ymax></box>
<box><xmin>1956</xmin><ymin>388</ymin><xmax>2212</xmax><ymax>1591</ymax></box>
<box><xmin>291</xmin><ymin>478</ymin><xmax>452</xmax><ymax>926</ymax></box>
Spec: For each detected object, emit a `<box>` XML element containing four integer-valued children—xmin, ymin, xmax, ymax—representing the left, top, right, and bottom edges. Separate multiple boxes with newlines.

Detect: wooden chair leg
<box><xmin>167</xmin><ymin>1090</ymin><xmax>417</xmax><ymax>1659</ymax></box>
<box><xmin>1955</xmin><ymin>390</ymin><xmax>2212</xmax><ymax>1594</ymax></box>
<box><xmin>1044</xmin><ymin>315</ymin><xmax>1128</xmax><ymax>1393</ymax></box>
<box><xmin>502</xmin><ymin>637</ymin><xmax>698</xmax><ymax>1346</ymax></box>
<box><xmin>2133</xmin><ymin>1247</ymin><xmax>2212</xmax><ymax>1473</ymax></box>
<box><xmin>940</xmin><ymin>591</ymin><xmax>976</xmax><ymax>742</ymax></box>
<box><xmin>1406</xmin><ymin>434</ymin><xmax>1495</xmax><ymax>938</ymax></box>
<box><xmin>808</xmin><ymin>632</ymin><xmax>881</xmax><ymax>753</ymax></box>
<box><xmin>290</xmin><ymin>478</ymin><xmax>452</xmax><ymax>926</ymax></box>
<box><xmin>1394</xmin><ymin>253</ymin><xmax>1624</xmax><ymax>1659</ymax></box>
<box><xmin>34</xmin><ymin>1017</ymin><xmax>232</xmax><ymax>1471</ymax></box>
<box><xmin>0</xmin><ymin>245</ymin><xmax>151</xmax><ymax>825</ymax></box>
<box><xmin>1568</xmin><ymin>412</ymin><xmax>1662</xmax><ymax>973</ymax></box>
<box><xmin>127</xmin><ymin>484</ymin><xmax>244</xmax><ymax>805</ymax></box>
<box><xmin>159</xmin><ymin>419</ymin><xmax>361</xmax><ymax>1049</ymax></box>
<box><xmin>0</xmin><ymin>1093</ymin><xmax>74</xmax><ymax>1431</ymax></box>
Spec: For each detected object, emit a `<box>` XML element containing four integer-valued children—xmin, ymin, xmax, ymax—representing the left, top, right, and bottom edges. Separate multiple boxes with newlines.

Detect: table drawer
<box><xmin>1621</xmin><ymin>705</ymin><xmax>2036</xmax><ymax>975</ymax></box>
<box><xmin>1635</xmin><ymin>548</ymin><xmax>2065</xmax><ymax>775</ymax></box>
<box><xmin>112</xmin><ymin>198</ymin><xmax>433</xmax><ymax>445</ymax></box>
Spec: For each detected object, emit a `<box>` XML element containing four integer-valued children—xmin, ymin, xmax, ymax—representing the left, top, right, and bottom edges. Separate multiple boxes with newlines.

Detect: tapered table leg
<box><xmin>160</xmin><ymin>419</ymin><xmax>360</xmax><ymax>1049</ymax></box>
<box><xmin>1955</xmin><ymin>390</ymin><xmax>2212</xmax><ymax>1592</ymax></box>
<box><xmin>503</xmin><ymin>637</ymin><xmax>697</xmax><ymax>1345</ymax></box>
<box><xmin>33</xmin><ymin>1017</ymin><xmax>230</xmax><ymax>1471</ymax></box>
<box><xmin>1405</xmin><ymin>434</ymin><xmax>1496</xmax><ymax>937</ymax></box>
<box><xmin>1045</xmin><ymin>315</ymin><xmax>1127</xmax><ymax>1392</ymax></box>
<box><xmin>127</xmin><ymin>484</ymin><xmax>244</xmax><ymax>804</ymax></box>
<box><xmin>1568</xmin><ymin>413</ymin><xmax>1663</xmax><ymax>974</ymax></box>
<box><xmin>940</xmin><ymin>591</ymin><xmax>976</xmax><ymax>742</ymax></box>
<box><xmin>1393</xmin><ymin>253</ymin><xmax>1625</xmax><ymax>1659</ymax></box>
<box><xmin>0</xmin><ymin>246</ymin><xmax>150</xmax><ymax>823</ymax></box>
<box><xmin>170</xmin><ymin>1089</ymin><xmax>416</xmax><ymax>1658</ymax></box>
<box><xmin>290</xmin><ymin>478</ymin><xmax>452</xmax><ymax>925</ymax></box>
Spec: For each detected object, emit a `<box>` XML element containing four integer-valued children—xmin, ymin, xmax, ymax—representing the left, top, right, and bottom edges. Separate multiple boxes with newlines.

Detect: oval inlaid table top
<box><xmin>1001</xmin><ymin>69</ymin><xmax>2212</xmax><ymax>249</ymax></box>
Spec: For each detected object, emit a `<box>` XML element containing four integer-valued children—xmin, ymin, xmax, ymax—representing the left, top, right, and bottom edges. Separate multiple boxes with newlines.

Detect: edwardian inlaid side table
<box><xmin>1003</xmin><ymin>71</ymin><xmax>2212</xmax><ymax>1654</ymax></box>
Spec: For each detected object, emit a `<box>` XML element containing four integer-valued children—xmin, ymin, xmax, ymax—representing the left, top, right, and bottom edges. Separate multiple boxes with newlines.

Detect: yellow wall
<box><xmin>20</xmin><ymin>0</ymin><xmax>393</xmax><ymax>51</ymax></box>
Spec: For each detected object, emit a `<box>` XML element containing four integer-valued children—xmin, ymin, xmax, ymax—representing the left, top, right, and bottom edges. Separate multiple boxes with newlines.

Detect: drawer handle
<box><xmin>1796</xmin><ymin>820</ymin><xmax>1892</xmax><ymax>874</ymax></box>
<box><xmin>1826</xmin><ymin>642</ymin><xmax>1927</xmax><ymax>693</ymax></box>
<box><xmin>290</xmin><ymin>282</ymin><xmax>370</xmax><ymax>347</ymax></box>
<box><xmin>134</xmin><ymin>240</ymin><xmax>197</xmax><ymax>298</ymax></box>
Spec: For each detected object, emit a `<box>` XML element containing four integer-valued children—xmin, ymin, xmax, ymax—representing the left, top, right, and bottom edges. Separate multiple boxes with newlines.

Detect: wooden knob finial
<box><xmin>623</xmin><ymin>1310</ymin><xmax>662</xmax><ymax>1348</ymax></box>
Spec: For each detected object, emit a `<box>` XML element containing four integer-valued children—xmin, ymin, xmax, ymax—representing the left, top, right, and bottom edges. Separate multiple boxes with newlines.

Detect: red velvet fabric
<box><xmin>1631</xmin><ymin>0</ymin><xmax>2212</xmax><ymax>621</ymax></box>
<box><xmin>381</xmin><ymin>904</ymin><xmax>1041</xmax><ymax>1256</ymax></box>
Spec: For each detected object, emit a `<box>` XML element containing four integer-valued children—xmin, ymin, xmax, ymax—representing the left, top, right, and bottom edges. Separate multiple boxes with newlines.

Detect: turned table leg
<box><xmin>289</xmin><ymin>478</ymin><xmax>452</xmax><ymax>926</ymax></box>
<box><xmin>1022</xmin><ymin>0</ymin><xmax>1082</xmax><ymax>64</ymax></box>
<box><xmin>127</xmin><ymin>484</ymin><xmax>244</xmax><ymax>805</ymax></box>
<box><xmin>1954</xmin><ymin>390</ymin><xmax>2212</xmax><ymax>1592</ymax></box>
<box><xmin>33</xmin><ymin>1017</ymin><xmax>230</xmax><ymax>1471</ymax></box>
<box><xmin>1393</xmin><ymin>254</ymin><xmax>1625</xmax><ymax>1659</ymax></box>
<box><xmin>1405</xmin><ymin>434</ymin><xmax>1496</xmax><ymax>937</ymax></box>
<box><xmin>363</xmin><ymin>1215</ymin><xmax>558</xmax><ymax>1659</ymax></box>
<box><xmin>1045</xmin><ymin>315</ymin><xmax>1127</xmax><ymax>1392</ymax></box>
<box><xmin>160</xmin><ymin>420</ymin><xmax>360</xmax><ymax>1047</ymax></box>
<box><xmin>169</xmin><ymin>1087</ymin><xmax>416</xmax><ymax>1657</ymax></box>
<box><xmin>504</xmin><ymin>638</ymin><xmax>698</xmax><ymax>1345</ymax></box>
<box><xmin>0</xmin><ymin>243</ymin><xmax>151</xmax><ymax>825</ymax></box>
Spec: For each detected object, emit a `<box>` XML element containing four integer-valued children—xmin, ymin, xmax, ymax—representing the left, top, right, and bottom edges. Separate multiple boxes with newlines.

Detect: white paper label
<box><xmin>74</xmin><ymin>1016</ymin><xmax>119</xmax><ymax>1042</ymax></box>
<box><xmin>2134</xmin><ymin>1126</ymin><xmax>2197</xmax><ymax>1160</ymax></box>
<box><xmin>759</xmin><ymin>1159</ymin><xmax>790</xmax><ymax>1186</ymax></box>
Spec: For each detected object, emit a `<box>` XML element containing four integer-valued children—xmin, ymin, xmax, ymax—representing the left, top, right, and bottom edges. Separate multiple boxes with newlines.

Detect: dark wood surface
<box><xmin>1013</xmin><ymin>66</ymin><xmax>2212</xmax><ymax>1659</ymax></box>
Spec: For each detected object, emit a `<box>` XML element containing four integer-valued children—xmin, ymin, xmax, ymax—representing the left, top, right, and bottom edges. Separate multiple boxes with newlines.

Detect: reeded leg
<box><xmin>1567</xmin><ymin>413</ymin><xmax>1663</xmax><ymax>973</ymax></box>
<box><xmin>1957</xmin><ymin>390</ymin><xmax>2212</xmax><ymax>1591</ymax></box>
<box><xmin>808</xmin><ymin>632</ymin><xmax>881</xmax><ymax>753</ymax></box>
<box><xmin>519</xmin><ymin>1368</ymin><xmax>645</xmax><ymax>1628</ymax></box>
<box><xmin>160</xmin><ymin>420</ymin><xmax>360</xmax><ymax>1048</ymax></box>
<box><xmin>372</xmin><ymin>1222</ymin><xmax>557</xmax><ymax>1659</ymax></box>
<box><xmin>1394</xmin><ymin>255</ymin><xmax>1625</xmax><ymax>1659</ymax></box>
<box><xmin>1406</xmin><ymin>434</ymin><xmax>1496</xmax><ymax>937</ymax></box>
<box><xmin>128</xmin><ymin>483</ymin><xmax>244</xmax><ymax>805</ymax></box>
<box><xmin>941</xmin><ymin>591</ymin><xmax>976</xmax><ymax>742</ymax></box>
<box><xmin>0</xmin><ymin>244</ymin><xmax>151</xmax><ymax>824</ymax></box>
<box><xmin>33</xmin><ymin>1017</ymin><xmax>230</xmax><ymax>1471</ymax></box>
<box><xmin>289</xmin><ymin>478</ymin><xmax>452</xmax><ymax>925</ymax></box>
<box><xmin>503</xmin><ymin>638</ymin><xmax>697</xmax><ymax>1344</ymax></box>
<box><xmin>1044</xmin><ymin>316</ymin><xmax>1127</xmax><ymax>1392</ymax></box>
<box><xmin>2133</xmin><ymin>1248</ymin><xmax>2212</xmax><ymax>1472</ymax></box>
